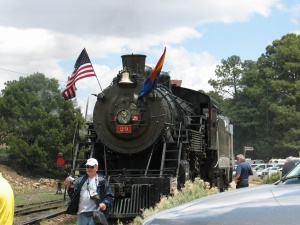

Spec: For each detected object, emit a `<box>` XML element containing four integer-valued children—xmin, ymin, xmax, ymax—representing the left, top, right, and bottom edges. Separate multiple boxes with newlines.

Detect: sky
<box><xmin>0</xmin><ymin>0</ymin><xmax>299</xmax><ymax>116</ymax></box>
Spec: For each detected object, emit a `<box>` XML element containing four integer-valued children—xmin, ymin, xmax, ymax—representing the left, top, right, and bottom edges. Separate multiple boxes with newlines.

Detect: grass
<box><xmin>14</xmin><ymin>187</ymin><xmax>76</xmax><ymax>225</ymax></box>
<box><xmin>14</xmin><ymin>187</ymin><xmax>65</xmax><ymax>206</ymax></box>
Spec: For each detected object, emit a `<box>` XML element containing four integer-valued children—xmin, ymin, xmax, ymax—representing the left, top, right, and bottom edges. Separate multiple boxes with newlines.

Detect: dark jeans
<box><xmin>236</xmin><ymin>180</ymin><xmax>249</xmax><ymax>189</ymax></box>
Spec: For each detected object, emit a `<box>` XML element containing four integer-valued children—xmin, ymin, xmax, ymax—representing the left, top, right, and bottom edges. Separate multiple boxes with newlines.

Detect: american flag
<box><xmin>62</xmin><ymin>48</ymin><xmax>96</xmax><ymax>100</ymax></box>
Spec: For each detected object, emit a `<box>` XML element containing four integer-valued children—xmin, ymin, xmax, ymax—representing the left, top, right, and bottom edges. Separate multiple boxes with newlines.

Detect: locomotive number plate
<box><xmin>116</xmin><ymin>125</ymin><xmax>132</xmax><ymax>133</ymax></box>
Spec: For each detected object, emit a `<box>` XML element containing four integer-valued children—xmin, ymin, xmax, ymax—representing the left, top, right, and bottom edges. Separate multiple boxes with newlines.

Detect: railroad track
<box><xmin>14</xmin><ymin>200</ymin><xmax>67</xmax><ymax>225</ymax></box>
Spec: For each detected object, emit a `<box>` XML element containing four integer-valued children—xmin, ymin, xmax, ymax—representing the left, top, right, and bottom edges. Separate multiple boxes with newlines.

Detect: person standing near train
<box><xmin>65</xmin><ymin>158</ymin><xmax>114</xmax><ymax>225</ymax></box>
<box><xmin>0</xmin><ymin>172</ymin><xmax>15</xmax><ymax>225</ymax></box>
<box><xmin>235</xmin><ymin>154</ymin><xmax>253</xmax><ymax>189</ymax></box>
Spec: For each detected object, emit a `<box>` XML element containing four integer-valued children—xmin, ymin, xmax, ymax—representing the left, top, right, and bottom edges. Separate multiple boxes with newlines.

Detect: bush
<box><xmin>126</xmin><ymin>178</ymin><xmax>219</xmax><ymax>225</ymax></box>
<box><xmin>260</xmin><ymin>171</ymin><xmax>281</xmax><ymax>184</ymax></box>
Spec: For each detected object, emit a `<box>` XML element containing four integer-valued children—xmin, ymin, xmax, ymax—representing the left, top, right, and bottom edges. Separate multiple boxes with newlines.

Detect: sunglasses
<box><xmin>86</xmin><ymin>165</ymin><xmax>95</xmax><ymax>169</ymax></box>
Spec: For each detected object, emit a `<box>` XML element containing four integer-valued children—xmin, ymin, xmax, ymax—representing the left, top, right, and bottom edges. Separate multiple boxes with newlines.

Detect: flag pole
<box><xmin>85</xmin><ymin>97</ymin><xmax>89</xmax><ymax>122</ymax></box>
<box><xmin>84</xmin><ymin>48</ymin><xmax>102</xmax><ymax>92</ymax></box>
<box><xmin>89</xmin><ymin>62</ymin><xmax>102</xmax><ymax>92</ymax></box>
<box><xmin>94</xmin><ymin>73</ymin><xmax>103</xmax><ymax>92</ymax></box>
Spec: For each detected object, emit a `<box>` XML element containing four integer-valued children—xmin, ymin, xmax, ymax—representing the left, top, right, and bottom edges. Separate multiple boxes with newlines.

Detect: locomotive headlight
<box><xmin>117</xmin><ymin>110</ymin><xmax>131</xmax><ymax>124</ymax></box>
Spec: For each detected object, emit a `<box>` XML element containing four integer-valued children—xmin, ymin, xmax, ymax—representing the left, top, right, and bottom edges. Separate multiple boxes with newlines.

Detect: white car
<box><xmin>250</xmin><ymin>164</ymin><xmax>259</xmax><ymax>169</ymax></box>
<box><xmin>253</xmin><ymin>164</ymin><xmax>273</xmax><ymax>177</ymax></box>
<box><xmin>260</xmin><ymin>167</ymin><xmax>280</xmax><ymax>178</ymax></box>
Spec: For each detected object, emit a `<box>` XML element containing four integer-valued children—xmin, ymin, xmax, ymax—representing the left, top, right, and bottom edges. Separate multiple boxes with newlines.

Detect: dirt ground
<box><xmin>0</xmin><ymin>164</ymin><xmax>37</xmax><ymax>187</ymax></box>
<box><xmin>0</xmin><ymin>164</ymin><xmax>77</xmax><ymax>225</ymax></box>
<box><xmin>230</xmin><ymin>173</ymin><xmax>259</xmax><ymax>189</ymax></box>
<box><xmin>41</xmin><ymin>214</ymin><xmax>77</xmax><ymax>225</ymax></box>
<box><xmin>0</xmin><ymin>164</ymin><xmax>62</xmax><ymax>190</ymax></box>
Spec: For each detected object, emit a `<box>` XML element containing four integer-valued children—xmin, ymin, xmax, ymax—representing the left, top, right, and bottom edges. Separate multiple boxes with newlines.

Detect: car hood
<box><xmin>143</xmin><ymin>184</ymin><xmax>300</xmax><ymax>225</ymax></box>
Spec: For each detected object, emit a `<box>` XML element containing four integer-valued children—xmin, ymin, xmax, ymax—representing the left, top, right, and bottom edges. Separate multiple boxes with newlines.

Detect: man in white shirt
<box><xmin>66</xmin><ymin>158</ymin><xmax>114</xmax><ymax>225</ymax></box>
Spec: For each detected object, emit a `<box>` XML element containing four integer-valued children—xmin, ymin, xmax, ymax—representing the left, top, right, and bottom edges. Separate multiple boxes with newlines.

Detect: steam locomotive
<box><xmin>71</xmin><ymin>54</ymin><xmax>234</xmax><ymax>218</ymax></box>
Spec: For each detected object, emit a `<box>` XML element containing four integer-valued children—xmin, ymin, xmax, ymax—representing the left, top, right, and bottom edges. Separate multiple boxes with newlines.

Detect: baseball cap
<box><xmin>85</xmin><ymin>158</ymin><xmax>98</xmax><ymax>166</ymax></box>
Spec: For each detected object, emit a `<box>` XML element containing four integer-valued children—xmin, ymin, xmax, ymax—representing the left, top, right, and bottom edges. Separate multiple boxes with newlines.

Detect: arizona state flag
<box><xmin>138</xmin><ymin>48</ymin><xmax>166</xmax><ymax>97</ymax></box>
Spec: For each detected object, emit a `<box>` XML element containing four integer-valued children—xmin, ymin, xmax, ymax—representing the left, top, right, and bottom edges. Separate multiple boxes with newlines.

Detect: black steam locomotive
<box><xmin>71</xmin><ymin>54</ymin><xmax>234</xmax><ymax>218</ymax></box>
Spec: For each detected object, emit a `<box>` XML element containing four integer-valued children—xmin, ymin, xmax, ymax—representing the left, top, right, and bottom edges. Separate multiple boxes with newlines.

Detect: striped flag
<box><xmin>138</xmin><ymin>48</ymin><xmax>166</xmax><ymax>97</ymax></box>
<box><xmin>62</xmin><ymin>48</ymin><xmax>96</xmax><ymax>100</ymax></box>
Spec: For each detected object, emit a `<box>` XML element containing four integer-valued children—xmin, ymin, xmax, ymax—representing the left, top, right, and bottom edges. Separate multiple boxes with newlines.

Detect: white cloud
<box><xmin>0</xmin><ymin>0</ymin><xmax>278</xmax><ymax>36</ymax></box>
<box><xmin>0</xmin><ymin>0</ymin><xmax>287</xmax><ymax>116</ymax></box>
<box><xmin>293</xmin><ymin>30</ymin><xmax>300</xmax><ymax>34</ymax></box>
<box><xmin>290</xmin><ymin>3</ymin><xmax>300</xmax><ymax>25</ymax></box>
<box><xmin>167</xmin><ymin>47</ymin><xmax>218</xmax><ymax>92</ymax></box>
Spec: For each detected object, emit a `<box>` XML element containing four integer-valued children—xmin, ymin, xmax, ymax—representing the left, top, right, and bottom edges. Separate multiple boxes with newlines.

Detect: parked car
<box><xmin>250</xmin><ymin>164</ymin><xmax>258</xmax><ymax>169</ymax></box>
<box><xmin>273</xmin><ymin>164</ymin><xmax>284</xmax><ymax>169</ymax></box>
<box><xmin>142</xmin><ymin>161</ymin><xmax>300</xmax><ymax>225</ymax></box>
<box><xmin>260</xmin><ymin>167</ymin><xmax>272</xmax><ymax>178</ymax></box>
<box><xmin>269</xmin><ymin>158</ymin><xmax>287</xmax><ymax>165</ymax></box>
<box><xmin>253</xmin><ymin>163</ymin><xmax>273</xmax><ymax>177</ymax></box>
<box><xmin>260</xmin><ymin>166</ymin><xmax>280</xmax><ymax>178</ymax></box>
<box><xmin>260</xmin><ymin>164</ymin><xmax>284</xmax><ymax>178</ymax></box>
<box><xmin>282</xmin><ymin>159</ymin><xmax>300</xmax><ymax>176</ymax></box>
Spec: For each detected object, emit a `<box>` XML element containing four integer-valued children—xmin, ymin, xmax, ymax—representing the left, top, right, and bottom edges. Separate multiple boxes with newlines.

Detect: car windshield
<box><xmin>273</xmin><ymin>164</ymin><xmax>283</xmax><ymax>168</ymax></box>
<box><xmin>251</xmin><ymin>164</ymin><xmax>257</xmax><ymax>169</ymax></box>
<box><xmin>278</xmin><ymin>162</ymin><xmax>300</xmax><ymax>184</ymax></box>
<box><xmin>254</xmin><ymin>164</ymin><xmax>268</xmax><ymax>170</ymax></box>
<box><xmin>270</xmin><ymin>167</ymin><xmax>278</xmax><ymax>170</ymax></box>
<box><xmin>286</xmin><ymin>162</ymin><xmax>300</xmax><ymax>177</ymax></box>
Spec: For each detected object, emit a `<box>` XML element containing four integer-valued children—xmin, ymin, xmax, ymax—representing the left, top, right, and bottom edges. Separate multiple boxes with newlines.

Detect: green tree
<box><xmin>209</xmin><ymin>55</ymin><xmax>244</xmax><ymax>99</ymax></box>
<box><xmin>210</xmin><ymin>33</ymin><xmax>300</xmax><ymax>160</ymax></box>
<box><xmin>257</xmin><ymin>33</ymin><xmax>300</xmax><ymax>157</ymax></box>
<box><xmin>227</xmin><ymin>59</ymin><xmax>276</xmax><ymax>158</ymax></box>
<box><xmin>206</xmin><ymin>90</ymin><xmax>224</xmax><ymax>106</ymax></box>
<box><xmin>208</xmin><ymin>56</ymin><xmax>255</xmax><ymax>155</ymax></box>
<box><xmin>0</xmin><ymin>73</ymin><xmax>84</xmax><ymax>176</ymax></box>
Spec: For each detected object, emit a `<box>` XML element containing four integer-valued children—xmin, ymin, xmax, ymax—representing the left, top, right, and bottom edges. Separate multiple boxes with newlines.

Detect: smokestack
<box><xmin>121</xmin><ymin>54</ymin><xmax>146</xmax><ymax>75</ymax></box>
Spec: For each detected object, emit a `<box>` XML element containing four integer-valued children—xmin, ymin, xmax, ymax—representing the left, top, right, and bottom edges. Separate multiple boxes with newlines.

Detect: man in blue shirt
<box><xmin>235</xmin><ymin>154</ymin><xmax>253</xmax><ymax>189</ymax></box>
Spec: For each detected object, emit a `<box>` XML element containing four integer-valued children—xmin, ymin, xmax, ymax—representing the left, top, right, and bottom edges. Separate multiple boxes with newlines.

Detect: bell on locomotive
<box><xmin>118</xmin><ymin>70</ymin><xmax>134</xmax><ymax>85</ymax></box>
